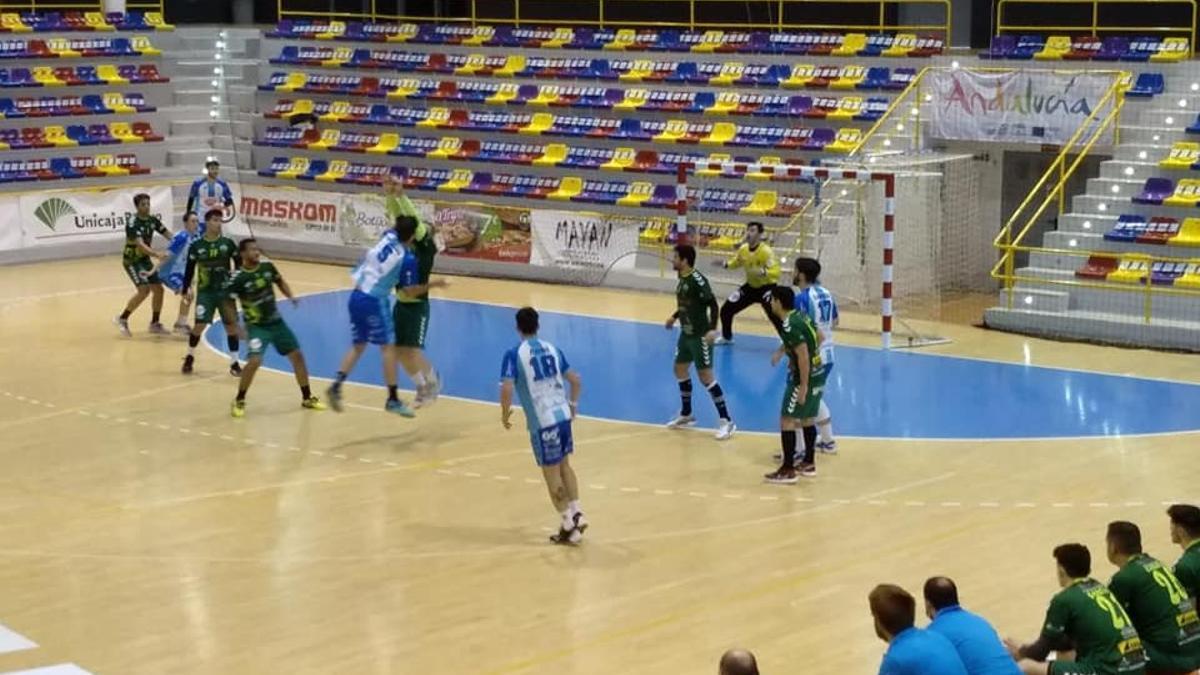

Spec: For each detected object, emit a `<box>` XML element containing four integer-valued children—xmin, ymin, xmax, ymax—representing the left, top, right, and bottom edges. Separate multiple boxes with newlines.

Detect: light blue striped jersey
<box><xmin>351</xmin><ymin>230</ymin><xmax>416</xmax><ymax>297</ymax></box>
<box><xmin>500</xmin><ymin>338</ymin><xmax>573</xmax><ymax>432</ymax></box>
<box><xmin>187</xmin><ymin>177</ymin><xmax>234</xmax><ymax>217</ymax></box>
<box><xmin>795</xmin><ymin>283</ymin><xmax>838</xmax><ymax>365</ymax></box>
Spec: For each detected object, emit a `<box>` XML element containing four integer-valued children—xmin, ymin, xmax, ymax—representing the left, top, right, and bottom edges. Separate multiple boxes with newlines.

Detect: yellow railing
<box><xmin>997</xmin><ymin>0</ymin><xmax>1196</xmax><ymax>56</ymax></box>
<box><xmin>279</xmin><ymin>0</ymin><xmax>951</xmax><ymax>38</ymax></box>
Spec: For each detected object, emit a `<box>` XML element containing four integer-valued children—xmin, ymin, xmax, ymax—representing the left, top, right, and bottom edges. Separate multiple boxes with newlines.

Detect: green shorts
<box><xmin>1049</xmin><ymin>662</ymin><xmax>1102</xmax><ymax>675</ymax></box>
<box><xmin>123</xmin><ymin>258</ymin><xmax>160</xmax><ymax>287</ymax></box>
<box><xmin>781</xmin><ymin>377</ymin><xmax>825</xmax><ymax>420</ymax></box>
<box><xmin>393</xmin><ymin>300</ymin><xmax>429</xmax><ymax>348</ymax></box>
<box><xmin>194</xmin><ymin>291</ymin><xmax>236</xmax><ymax>326</ymax></box>
<box><xmin>246</xmin><ymin>320</ymin><xmax>299</xmax><ymax>357</ymax></box>
<box><xmin>674</xmin><ymin>334</ymin><xmax>713</xmax><ymax>370</ymax></box>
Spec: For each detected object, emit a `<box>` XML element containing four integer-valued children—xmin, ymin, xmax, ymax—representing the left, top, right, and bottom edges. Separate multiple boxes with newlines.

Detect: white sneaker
<box><xmin>426</xmin><ymin>371</ymin><xmax>441</xmax><ymax>404</ymax></box>
<box><xmin>817</xmin><ymin>440</ymin><xmax>838</xmax><ymax>454</ymax></box>
<box><xmin>665</xmin><ymin>414</ymin><xmax>695</xmax><ymax>429</ymax></box>
<box><xmin>573</xmin><ymin>511</ymin><xmax>589</xmax><ymax>535</ymax></box>
<box><xmin>714</xmin><ymin>419</ymin><xmax>736</xmax><ymax>441</ymax></box>
<box><xmin>113</xmin><ymin>316</ymin><xmax>131</xmax><ymax>337</ymax></box>
<box><xmin>173</xmin><ymin>322</ymin><xmax>191</xmax><ymax>336</ymax></box>
<box><xmin>713</xmin><ymin>336</ymin><xmax>734</xmax><ymax>346</ymax></box>
<box><xmin>148</xmin><ymin>322</ymin><xmax>170</xmax><ymax>336</ymax></box>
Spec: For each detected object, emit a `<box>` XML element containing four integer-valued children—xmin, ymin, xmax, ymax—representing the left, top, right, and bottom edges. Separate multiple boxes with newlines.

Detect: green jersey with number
<box><xmin>675</xmin><ymin>269</ymin><xmax>714</xmax><ymax>337</ymax></box>
<box><xmin>1110</xmin><ymin>554</ymin><xmax>1200</xmax><ymax>661</ymax></box>
<box><xmin>1041</xmin><ymin>578</ymin><xmax>1146</xmax><ymax>674</ymax></box>
<box><xmin>187</xmin><ymin>236</ymin><xmax>238</xmax><ymax>293</ymax></box>
<box><xmin>224</xmin><ymin>261</ymin><xmax>283</xmax><ymax>326</ymax></box>
<box><xmin>122</xmin><ymin>214</ymin><xmax>167</xmax><ymax>263</ymax></box>
<box><xmin>1176</xmin><ymin>541</ymin><xmax>1200</xmax><ymax>603</ymax></box>
<box><xmin>781</xmin><ymin>309</ymin><xmax>825</xmax><ymax>385</ymax></box>
<box><xmin>388</xmin><ymin>193</ymin><xmax>437</xmax><ymax>302</ymax></box>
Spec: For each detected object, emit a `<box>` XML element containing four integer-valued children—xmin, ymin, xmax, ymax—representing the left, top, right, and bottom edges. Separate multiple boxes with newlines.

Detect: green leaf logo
<box><xmin>34</xmin><ymin>197</ymin><xmax>76</xmax><ymax>231</ymax></box>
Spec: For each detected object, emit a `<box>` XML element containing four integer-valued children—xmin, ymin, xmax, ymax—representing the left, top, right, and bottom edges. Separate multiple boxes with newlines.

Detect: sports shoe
<box><xmin>413</xmin><ymin>372</ymin><xmax>442</xmax><ymax>409</ymax></box>
<box><xmin>797</xmin><ymin>463</ymin><xmax>817</xmax><ymax>477</ymax></box>
<box><xmin>113</xmin><ymin>316</ymin><xmax>131</xmax><ymax>337</ymax></box>
<box><xmin>412</xmin><ymin>384</ymin><xmax>429</xmax><ymax>409</ymax></box>
<box><xmin>817</xmin><ymin>440</ymin><xmax>838</xmax><ymax>454</ymax></box>
<box><xmin>229</xmin><ymin>361</ymin><xmax>242</xmax><ymax>376</ymax></box>
<box><xmin>549</xmin><ymin>527</ymin><xmax>582</xmax><ymax>545</ymax></box>
<box><xmin>231</xmin><ymin>399</ymin><xmax>246</xmax><ymax>418</ymax></box>
<box><xmin>665</xmin><ymin>414</ymin><xmax>696</xmax><ymax>429</ymax></box>
<box><xmin>173</xmin><ymin>322</ymin><xmax>190</xmax><ymax>336</ymax></box>
<box><xmin>713</xmin><ymin>336</ymin><xmax>734</xmax><ymax>346</ymax></box>
<box><xmin>301</xmin><ymin>396</ymin><xmax>326</xmax><ymax>411</ymax></box>
<box><xmin>181</xmin><ymin>354</ymin><xmax>194</xmax><ymax>374</ymax></box>
<box><xmin>573</xmin><ymin>511</ymin><xmax>589</xmax><ymax>535</ymax></box>
<box><xmin>764</xmin><ymin>467</ymin><xmax>799</xmax><ymax>485</ymax></box>
<box><xmin>148</xmin><ymin>322</ymin><xmax>169</xmax><ymax>336</ymax></box>
<box><xmin>715</xmin><ymin>419</ymin><xmax>736</xmax><ymax>441</ymax></box>
<box><xmin>385</xmin><ymin>398</ymin><xmax>416</xmax><ymax>418</ymax></box>
<box><xmin>326</xmin><ymin>385</ymin><xmax>343</xmax><ymax>413</ymax></box>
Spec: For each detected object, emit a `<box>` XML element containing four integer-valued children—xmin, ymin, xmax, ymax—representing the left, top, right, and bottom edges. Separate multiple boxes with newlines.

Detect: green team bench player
<box><xmin>181</xmin><ymin>209</ymin><xmax>241</xmax><ymax>376</ymax></box>
<box><xmin>1006</xmin><ymin>543</ymin><xmax>1147</xmax><ymax>675</ymax></box>
<box><xmin>384</xmin><ymin>174</ymin><xmax>443</xmax><ymax>407</ymax></box>
<box><xmin>1167</xmin><ymin>505</ymin><xmax>1200</xmax><ymax>605</ymax></box>
<box><xmin>114</xmin><ymin>192</ymin><xmax>173</xmax><ymax>337</ymax></box>
<box><xmin>223</xmin><ymin>238</ymin><xmax>325</xmax><ymax>418</ymax></box>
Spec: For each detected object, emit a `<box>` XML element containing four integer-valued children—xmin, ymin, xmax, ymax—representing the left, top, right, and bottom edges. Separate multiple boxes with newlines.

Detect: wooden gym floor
<box><xmin>0</xmin><ymin>256</ymin><xmax>1197</xmax><ymax>675</ymax></box>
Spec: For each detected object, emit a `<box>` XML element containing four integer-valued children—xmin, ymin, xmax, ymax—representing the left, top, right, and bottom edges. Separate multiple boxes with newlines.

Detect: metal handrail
<box><xmin>996</xmin><ymin>0</ymin><xmax>1197</xmax><ymax>57</ymax></box>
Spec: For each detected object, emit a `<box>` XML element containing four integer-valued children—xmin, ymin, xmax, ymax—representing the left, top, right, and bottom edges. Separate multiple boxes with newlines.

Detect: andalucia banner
<box><xmin>925</xmin><ymin>69</ymin><xmax>1117</xmax><ymax>145</ymax></box>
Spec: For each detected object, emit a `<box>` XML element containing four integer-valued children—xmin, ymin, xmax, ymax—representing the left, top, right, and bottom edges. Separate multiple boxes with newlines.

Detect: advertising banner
<box><xmin>926</xmin><ymin>69</ymin><xmax>1117</xmax><ymax>145</ymax></box>
<box><xmin>19</xmin><ymin>185</ymin><xmax>174</xmax><ymax>248</ymax></box>
<box><xmin>430</xmin><ymin>202</ymin><xmax>532</xmax><ymax>264</ymax></box>
<box><xmin>235</xmin><ymin>184</ymin><xmax>341</xmax><ymax>244</ymax></box>
<box><xmin>0</xmin><ymin>195</ymin><xmax>20</xmax><ymax>251</ymax></box>
<box><xmin>529</xmin><ymin>211</ymin><xmax>639</xmax><ymax>273</ymax></box>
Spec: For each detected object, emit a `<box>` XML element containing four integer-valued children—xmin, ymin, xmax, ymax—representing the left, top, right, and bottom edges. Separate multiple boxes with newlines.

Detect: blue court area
<box><xmin>206</xmin><ymin>290</ymin><xmax>1200</xmax><ymax>439</ymax></box>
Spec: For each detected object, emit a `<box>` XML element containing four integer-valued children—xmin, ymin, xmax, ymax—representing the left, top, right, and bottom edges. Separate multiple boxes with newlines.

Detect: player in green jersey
<box><xmin>385</xmin><ymin>175</ymin><xmax>444</xmax><ymax>408</ymax></box>
<box><xmin>763</xmin><ymin>286</ymin><xmax>824</xmax><ymax>484</ymax></box>
<box><xmin>1168</xmin><ymin>505</ymin><xmax>1200</xmax><ymax>604</ymax></box>
<box><xmin>1005</xmin><ymin>543</ymin><xmax>1147</xmax><ymax>675</ymax></box>
<box><xmin>181</xmin><ymin>209</ymin><xmax>242</xmax><ymax>376</ymax></box>
<box><xmin>114</xmin><ymin>193</ymin><xmax>172</xmax><ymax>337</ymax></box>
<box><xmin>664</xmin><ymin>244</ymin><xmax>735</xmax><ymax>441</ymax></box>
<box><xmin>223</xmin><ymin>239</ymin><xmax>325</xmax><ymax>418</ymax></box>
<box><xmin>1105</xmin><ymin>521</ymin><xmax>1200</xmax><ymax>674</ymax></box>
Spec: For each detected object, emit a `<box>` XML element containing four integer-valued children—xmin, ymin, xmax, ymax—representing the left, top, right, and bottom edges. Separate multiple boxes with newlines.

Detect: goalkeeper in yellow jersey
<box><xmin>712</xmin><ymin>222</ymin><xmax>783</xmax><ymax>344</ymax></box>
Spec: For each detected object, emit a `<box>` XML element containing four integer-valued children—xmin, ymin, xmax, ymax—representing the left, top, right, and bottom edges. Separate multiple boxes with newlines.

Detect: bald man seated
<box><xmin>719</xmin><ymin>648</ymin><xmax>760</xmax><ymax>675</ymax></box>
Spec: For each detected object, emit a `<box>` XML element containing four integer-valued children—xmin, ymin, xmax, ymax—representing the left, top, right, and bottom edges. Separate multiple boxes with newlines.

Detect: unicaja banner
<box><xmin>926</xmin><ymin>69</ymin><xmax>1117</xmax><ymax>145</ymax></box>
<box><xmin>530</xmin><ymin>211</ymin><xmax>639</xmax><ymax>273</ymax></box>
<box><xmin>19</xmin><ymin>185</ymin><xmax>173</xmax><ymax>248</ymax></box>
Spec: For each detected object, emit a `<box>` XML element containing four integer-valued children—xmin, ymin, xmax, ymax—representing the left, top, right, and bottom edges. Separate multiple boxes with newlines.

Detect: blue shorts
<box><xmin>817</xmin><ymin>362</ymin><xmax>834</xmax><ymax>380</ymax></box>
<box><xmin>530</xmin><ymin>421</ymin><xmax>574</xmax><ymax>467</ymax></box>
<box><xmin>348</xmin><ymin>289</ymin><xmax>393</xmax><ymax>345</ymax></box>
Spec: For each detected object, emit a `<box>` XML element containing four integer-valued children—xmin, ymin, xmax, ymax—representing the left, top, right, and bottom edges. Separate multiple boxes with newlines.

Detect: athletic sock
<box><xmin>802</xmin><ymin>425</ymin><xmax>817</xmax><ymax>465</ymax></box>
<box><xmin>677</xmin><ymin>378</ymin><xmax>693</xmax><ymax>417</ymax></box>
<box><xmin>560</xmin><ymin>508</ymin><xmax>574</xmax><ymax>531</ymax></box>
<box><xmin>236</xmin><ymin>388</ymin><xmax>247</xmax><ymax>402</ymax></box>
<box><xmin>227</xmin><ymin>335</ymin><xmax>239</xmax><ymax>358</ymax></box>
<box><xmin>780</xmin><ymin>429</ymin><xmax>797</xmax><ymax>468</ymax></box>
<box><xmin>300</xmin><ymin>385</ymin><xmax>312</xmax><ymax>400</ymax></box>
<box><xmin>387</xmin><ymin>385</ymin><xmax>399</xmax><ymax>402</ymax></box>
<box><xmin>817</xmin><ymin>399</ymin><xmax>834</xmax><ymax>442</ymax></box>
<box><xmin>412</xmin><ymin>372</ymin><xmax>427</xmax><ymax>387</ymax></box>
<box><xmin>568</xmin><ymin>500</ymin><xmax>581</xmax><ymax>516</ymax></box>
<box><xmin>151</xmin><ymin>311</ymin><xmax>161</xmax><ymax>324</ymax></box>
<box><xmin>119</xmin><ymin>309</ymin><xmax>131</xmax><ymax>320</ymax></box>
<box><xmin>187</xmin><ymin>333</ymin><xmax>199</xmax><ymax>356</ymax></box>
<box><xmin>707</xmin><ymin>381</ymin><xmax>731</xmax><ymax>421</ymax></box>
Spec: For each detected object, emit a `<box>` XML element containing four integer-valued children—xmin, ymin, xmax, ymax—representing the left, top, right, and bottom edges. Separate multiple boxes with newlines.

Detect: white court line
<box><xmin>0</xmin><ymin>284</ymin><xmax>126</xmax><ymax>306</ymax></box>
<box><xmin>0</xmin><ymin>665</ymin><xmax>95</xmax><ymax>674</ymax></box>
<box><xmin>0</xmin><ymin>624</ymin><xmax>36</xmax><ymax>655</ymax></box>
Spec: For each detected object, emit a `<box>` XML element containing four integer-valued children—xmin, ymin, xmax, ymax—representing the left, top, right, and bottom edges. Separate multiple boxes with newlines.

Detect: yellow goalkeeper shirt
<box><xmin>726</xmin><ymin>242</ymin><xmax>780</xmax><ymax>288</ymax></box>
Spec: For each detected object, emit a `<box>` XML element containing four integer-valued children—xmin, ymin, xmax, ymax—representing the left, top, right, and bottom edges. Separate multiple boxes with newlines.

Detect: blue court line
<box><xmin>205</xmin><ymin>291</ymin><xmax>1200</xmax><ymax>440</ymax></box>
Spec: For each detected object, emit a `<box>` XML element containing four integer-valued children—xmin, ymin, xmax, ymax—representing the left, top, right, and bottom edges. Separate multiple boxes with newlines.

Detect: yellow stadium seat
<box><xmin>701</xmin><ymin>122</ymin><xmax>736</xmax><ymax>146</ymax></box>
<box><xmin>47</xmin><ymin>38</ymin><xmax>80</xmax><ymax>58</ymax></box>
<box><xmin>494</xmin><ymin>54</ymin><xmax>526</xmax><ymax>77</ymax></box>
<box><xmin>366</xmin><ymin>133</ymin><xmax>399</xmax><ymax>154</ymax></box>
<box><xmin>697</xmin><ymin>153</ymin><xmax>731</xmax><ymax>177</ymax></box>
<box><xmin>882</xmin><ymin>33</ymin><xmax>917</xmax><ymax>57</ymax></box>
<box><xmin>519</xmin><ymin>113</ymin><xmax>554</xmax><ymax>135</ymax></box>
<box><xmin>0</xmin><ymin>135</ymin><xmax>9</xmax><ymax>149</ymax></box>
<box><xmin>315</xmin><ymin>21</ymin><xmax>345</xmax><ymax>40</ymax></box>
<box><xmin>85</xmin><ymin>12</ymin><xmax>115</xmax><ymax>31</ymax></box>
<box><xmin>831</xmin><ymin>33</ymin><xmax>867</xmax><ymax>56</ymax></box>
<box><xmin>614</xmin><ymin>89</ymin><xmax>649</xmax><ymax>111</ymax></box>
<box><xmin>32</xmin><ymin>67</ymin><xmax>63</xmax><ymax>87</ymax></box>
<box><xmin>437</xmin><ymin>169</ymin><xmax>474</xmax><ymax>192</ymax></box>
<box><xmin>707</xmin><ymin>230</ymin><xmax>741</xmax><ymax>250</ymax></box>
<box><xmin>1160</xmin><ymin>142</ymin><xmax>1200</xmax><ymax>170</ymax></box>
<box><xmin>93</xmin><ymin>154</ymin><xmax>129</xmax><ymax>175</ymax></box>
<box><xmin>604</xmin><ymin>28</ymin><xmax>638</xmax><ymax>51</ymax></box>
<box><xmin>386</xmin><ymin>79</ymin><xmax>421</xmax><ymax>100</ymax></box>
<box><xmin>455</xmin><ymin>54</ymin><xmax>488</xmax><ymax>75</ymax></box>
<box><xmin>1165</xmin><ymin>179</ymin><xmax>1200</xmax><ymax>207</ymax></box>
<box><xmin>316</xmin><ymin>159</ymin><xmax>350</xmax><ymax>182</ymax></box>
<box><xmin>533</xmin><ymin>143</ymin><xmax>567</xmax><ymax>166</ymax></box>
<box><xmin>320</xmin><ymin>47</ymin><xmax>352</xmax><ymax>67</ymax></box>
<box><xmin>704</xmin><ymin>92</ymin><xmax>739</xmax><ymax>116</ymax></box>
<box><xmin>144</xmin><ymin>12</ymin><xmax>175</xmax><ymax>30</ymax></box>
<box><xmin>485</xmin><ymin>83</ymin><xmax>520</xmax><ymax>105</ymax></box>
<box><xmin>740</xmin><ymin>191</ymin><xmax>779</xmax><ymax>215</ymax></box>
<box><xmin>829</xmin><ymin>66</ymin><xmax>867</xmax><ymax>90</ymax></box>
<box><xmin>1175</xmin><ymin>263</ymin><xmax>1200</xmax><ymax>287</ymax></box>
<box><xmin>102</xmin><ymin>92</ymin><xmax>134</xmax><ymax>113</ymax></box>
<box><xmin>462</xmin><ymin>25</ymin><xmax>495</xmax><ymax>46</ymax></box>
<box><xmin>542</xmin><ymin>27</ymin><xmax>575</xmax><ymax>49</ymax></box>
<box><xmin>309</xmin><ymin>129</ymin><xmax>341</xmax><ymax>150</ymax></box>
<box><xmin>783</xmin><ymin>64</ymin><xmax>815</xmax><ymax>89</ymax></box>
<box><xmin>1170</xmin><ymin>218</ymin><xmax>1200</xmax><ymax>247</ymax></box>
<box><xmin>1</xmin><ymin>13</ymin><xmax>32</xmax><ymax>32</ymax></box>
<box><xmin>639</xmin><ymin>224</ymin><xmax>666</xmax><ymax>244</ymax></box>
<box><xmin>131</xmin><ymin>36</ymin><xmax>161</xmax><ymax>56</ymax></box>
<box><xmin>746</xmin><ymin>157</ymin><xmax>782</xmax><ymax>180</ymax></box>
<box><xmin>1151</xmin><ymin>37</ymin><xmax>1190</xmax><ymax>62</ymax></box>
<box><xmin>320</xmin><ymin>101</ymin><xmax>353</xmax><ymax>123</ymax></box>
<box><xmin>600</xmin><ymin>147</ymin><xmax>636</xmax><ymax>171</ymax></box>
<box><xmin>1106</xmin><ymin>258</ymin><xmax>1148</xmax><ymax>284</ymax></box>
<box><xmin>43</xmin><ymin>126</ymin><xmax>76</xmax><ymax>147</ymax></box>
<box><xmin>691</xmin><ymin>30</ymin><xmax>726</xmax><ymax>53</ymax></box>
<box><xmin>654</xmin><ymin>120</ymin><xmax>689</xmax><ymax>143</ymax></box>
<box><xmin>617</xmin><ymin>181</ymin><xmax>655</xmax><ymax>206</ymax></box>
<box><xmin>827</xmin><ymin>97</ymin><xmax>862</xmax><ymax>120</ymax></box>
<box><xmin>1034</xmin><ymin>35</ymin><xmax>1071</xmax><ymax>60</ymax></box>
<box><xmin>276</xmin><ymin>72</ymin><xmax>307</xmax><ymax>93</ymax></box>
<box><xmin>426</xmin><ymin>136</ymin><xmax>462</xmax><ymax>159</ymax></box>
<box><xmin>548</xmin><ymin>176</ymin><xmax>583</xmax><ymax>200</ymax></box>
<box><xmin>619</xmin><ymin>60</ymin><xmax>654</xmax><ymax>83</ymax></box>
<box><xmin>826</xmin><ymin>128</ymin><xmax>862</xmax><ymax>153</ymax></box>
<box><xmin>109</xmin><ymin>122</ymin><xmax>141</xmax><ymax>143</ymax></box>
<box><xmin>289</xmin><ymin>99</ymin><xmax>316</xmax><ymax>116</ymax></box>
<box><xmin>710</xmin><ymin>63</ymin><xmax>744</xmax><ymax>86</ymax></box>
<box><xmin>386</xmin><ymin>23</ymin><xmax>419</xmax><ymax>43</ymax></box>
<box><xmin>529</xmin><ymin>85</ymin><xmax>562</xmax><ymax>106</ymax></box>
<box><xmin>97</xmin><ymin>65</ymin><xmax>127</xmax><ymax>84</ymax></box>
<box><xmin>417</xmin><ymin>108</ymin><xmax>451</xmax><ymax>128</ymax></box>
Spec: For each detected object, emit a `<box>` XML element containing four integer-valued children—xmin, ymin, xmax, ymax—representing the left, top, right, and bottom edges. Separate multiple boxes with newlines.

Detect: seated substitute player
<box><xmin>764</xmin><ymin>286</ymin><xmax>823</xmax><ymax>484</ymax></box>
<box><xmin>712</xmin><ymin>221</ymin><xmax>782</xmax><ymax>344</ymax></box>
<box><xmin>224</xmin><ymin>239</ymin><xmax>325</xmax><ymax>417</ymax></box>
<box><xmin>180</xmin><ymin>209</ymin><xmax>241</xmax><ymax>376</ymax></box>
<box><xmin>1105</xmin><ymin>521</ymin><xmax>1200</xmax><ymax>675</ymax></box>
<box><xmin>794</xmin><ymin>257</ymin><xmax>840</xmax><ymax>453</ymax></box>
<box><xmin>499</xmin><ymin>307</ymin><xmax>587</xmax><ymax>545</ymax></box>
<box><xmin>327</xmin><ymin>214</ymin><xmax>433</xmax><ymax>417</ymax></box>
<box><xmin>870</xmin><ymin>583</ymin><xmax>969</xmax><ymax>675</ymax></box>
<box><xmin>155</xmin><ymin>211</ymin><xmax>202</xmax><ymax>335</ymax></box>
<box><xmin>186</xmin><ymin>160</ymin><xmax>235</xmax><ymax>219</ymax></box>
<box><xmin>1167</xmin><ymin>504</ymin><xmax>1200</xmax><ymax>603</ymax></box>
<box><xmin>114</xmin><ymin>192</ymin><xmax>173</xmax><ymax>337</ymax></box>
<box><xmin>665</xmin><ymin>243</ymin><xmax>736</xmax><ymax>441</ymax></box>
<box><xmin>1004</xmin><ymin>543</ymin><xmax>1147</xmax><ymax>675</ymax></box>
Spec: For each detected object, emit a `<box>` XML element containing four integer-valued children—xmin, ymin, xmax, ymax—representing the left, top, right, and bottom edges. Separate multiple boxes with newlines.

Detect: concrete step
<box><xmin>1098</xmin><ymin>160</ymin><xmax>1159</xmax><ymax>181</ymax></box>
<box><xmin>168</xmin><ymin>146</ymin><xmax>251</xmax><ymax>170</ymax></box>
<box><xmin>167</xmin><ymin>61</ymin><xmax>257</xmax><ymax>79</ymax></box>
<box><xmin>1118</xmin><ymin>126</ymin><xmax>1183</xmax><ymax>145</ymax></box>
<box><xmin>1082</xmin><ymin>176</ymin><xmax>1145</xmax><ymax>202</ymax></box>
<box><xmin>1113</xmin><ymin>144</ymin><xmax>1170</xmax><ymax>161</ymax></box>
<box><xmin>983</xmin><ymin>306</ymin><xmax>1200</xmax><ymax>351</ymax></box>
<box><xmin>996</xmin><ymin>286</ymin><xmax>1070</xmax><ymax>313</ymax></box>
<box><xmin>174</xmin><ymin>88</ymin><xmax>256</xmax><ymax>108</ymax></box>
<box><xmin>1059</xmin><ymin>212</ymin><xmax>1117</xmax><ymax>234</ymax></box>
<box><xmin>1138</xmin><ymin>109</ymin><xmax>1193</xmax><ymax>129</ymax></box>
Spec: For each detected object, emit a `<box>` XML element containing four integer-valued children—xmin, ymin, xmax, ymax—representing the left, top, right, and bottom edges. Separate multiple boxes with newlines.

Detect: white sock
<box><xmin>412</xmin><ymin>372</ymin><xmax>427</xmax><ymax>387</ymax></box>
<box><xmin>423</xmin><ymin>368</ymin><xmax>438</xmax><ymax>384</ymax></box>
<box><xmin>187</xmin><ymin>346</ymin><xmax>195</xmax><ymax>356</ymax></box>
<box><xmin>817</xmin><ymin>399</ymin><xmax>834</xmax><ymax>442</ymax></box>
<box><xmin>568</xmin><ymin>500</ymin><xmax>581</xmax><ymax>516</ymax></box>
<box><xmin>560</xmin><ymin>509</ymin><xmax>573</xmax><ymax>531</ymax></box>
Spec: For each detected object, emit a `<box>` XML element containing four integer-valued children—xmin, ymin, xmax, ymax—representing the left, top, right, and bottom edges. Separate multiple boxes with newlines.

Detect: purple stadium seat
<box><xmin>1133</xmin><ymin>177</ymin><xmax>1174</xmax><ymax>205</ymax></box>
<box><xmin>1094</xmin><ymin>37</ymin><xmax>1129</xmax><ymax>61</ymax></box>
<box><xmin>804</xmin><ymin>128</ymin><xmax>836</xmax><ymax>150</ymax></box>
<box><xmin>980</xmin><ymin>35</ymin><xmax>1016</xmax><ymax>59</ymax></box>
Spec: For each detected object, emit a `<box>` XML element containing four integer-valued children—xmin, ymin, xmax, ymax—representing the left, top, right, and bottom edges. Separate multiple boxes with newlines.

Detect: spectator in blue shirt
<box><xmin>870</xmin><ymin>584</ymin><xmax>969</xmax><ymax>675</ymax></box>
<box><xmin>924</xmin><ymin>577</ymin><xmax>1022</xmax><ymax>675</ymax></box>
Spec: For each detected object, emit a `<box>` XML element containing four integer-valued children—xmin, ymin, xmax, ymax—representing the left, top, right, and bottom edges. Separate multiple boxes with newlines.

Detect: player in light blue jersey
<box><xmin>794</xmin><ymin>257</ymin><xmax>839</xmax><ymax>453</ymax></box>
<box><xmin>155</xmin><ymin>212</ymin><xmax>202</xmax><ymax>335</ymax></box>
<box><xmin>327</xmin><ymin>215</ymin><xmax>444</xmax><ymax>416</ymax></box>
<box><xmin>185</xmin><ymin>160</ymin><xmax>235</xmax><ymax>219</ymax></box>
<box><xmin>500</xmin><ymin>307</ymin><xmax>587</xmax><ymax>546</ymax></box>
